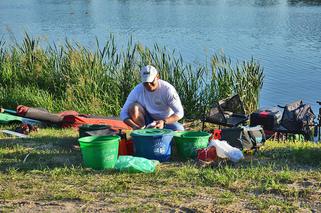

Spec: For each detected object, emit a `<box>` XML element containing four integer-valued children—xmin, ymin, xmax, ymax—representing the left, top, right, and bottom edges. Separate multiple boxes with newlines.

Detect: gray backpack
<box><xmin>241</xmin><ymin>126</ymin><xmax>266</xmax><ymax>150</ymax></box>
<box><xmin>221</xmin><ymin>125</ymin><xmax>265</xmax><ymax>150</ymax></box>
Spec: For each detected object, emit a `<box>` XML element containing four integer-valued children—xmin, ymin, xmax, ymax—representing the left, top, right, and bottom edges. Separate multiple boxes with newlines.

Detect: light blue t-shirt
<box><xmin>120</xmin><ymin>80</ymin><xmax>184</xmax><ymax>121</ymax></box>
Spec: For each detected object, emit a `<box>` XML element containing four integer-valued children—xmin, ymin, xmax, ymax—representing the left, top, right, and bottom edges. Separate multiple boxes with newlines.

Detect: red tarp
<box><xmin>61</xmin><ymin>115</ymin><xmax>131</xmax><ymax>130</ymax></box>
<box><xmin>16</xmin><ymin>105</ymin><xmax>131</xmax><ymax>131</ymax></box>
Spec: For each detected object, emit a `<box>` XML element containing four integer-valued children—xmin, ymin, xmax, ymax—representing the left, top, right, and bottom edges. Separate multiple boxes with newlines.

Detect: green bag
<box><xmin>114</xmin><ymin>156</ymin><xmax>159</xmax><ymax>173</ymax></box>
<box><xmin>0</xmin><ymin>113</ymin><xmax>42</xmax><ymax>125</ymax></box>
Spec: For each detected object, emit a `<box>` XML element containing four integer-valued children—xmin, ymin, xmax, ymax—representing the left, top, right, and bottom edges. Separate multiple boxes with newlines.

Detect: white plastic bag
<box><xmin>208</xmin><ymin>139</ymin><xmax>244</xmax><ymax>162</ymax></box>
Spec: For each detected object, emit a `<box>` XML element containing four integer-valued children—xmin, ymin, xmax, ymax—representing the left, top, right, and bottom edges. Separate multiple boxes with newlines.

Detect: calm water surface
<box><xmin>1</xmin><ymin>0</ymin><xmax>321</xmax><ymax>111</ymax></box>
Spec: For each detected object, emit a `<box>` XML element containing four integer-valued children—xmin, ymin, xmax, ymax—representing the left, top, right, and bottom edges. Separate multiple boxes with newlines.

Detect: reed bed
<box><xmin>0</xmin><ymin>34</ymin><xmax>264</xmax><ymax>118</ymax></box>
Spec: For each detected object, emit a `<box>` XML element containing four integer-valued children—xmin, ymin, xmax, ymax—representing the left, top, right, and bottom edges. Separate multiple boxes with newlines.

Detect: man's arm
<box><xmin>154</xmin><ymin>114</ymin><xmax>181</xmax><ymax>129</ymax></box>
<box><xmin>154</xmin><ymin>85</ymin><xmax>184</xmax><ymax>129</ymax></box>
<box><xmin>120</xmin><ymin>85</ymin><xmax>142</xmax><ymax>129</ymax></box>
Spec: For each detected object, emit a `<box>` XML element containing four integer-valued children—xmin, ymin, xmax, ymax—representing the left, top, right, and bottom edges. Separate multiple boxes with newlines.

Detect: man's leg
<box><xmin>128</xmin><ymin>103</ymin><xmax>146</xmax><ymax>128</ymax></box>
<box><xmin>164</xmin><ymin>122</ymin><xmax>184</xmax><ymax>131</ymax></box>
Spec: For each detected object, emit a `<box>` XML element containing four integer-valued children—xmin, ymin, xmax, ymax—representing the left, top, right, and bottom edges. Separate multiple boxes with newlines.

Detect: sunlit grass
<box><xmin>0</xmin><ymin>128</ymin><xmax>321</xmax><ymax>211</ymax></box>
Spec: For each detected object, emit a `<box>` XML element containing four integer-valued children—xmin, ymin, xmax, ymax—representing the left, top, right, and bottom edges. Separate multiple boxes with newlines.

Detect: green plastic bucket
<box><xmin>173</xmin><ymin>131</ymin><xmax>211</xmax><ymax>160</ymax></box>
<box><xmin>79</xmin><ymin>135</ymin><xmax>120</xmax><ymax>170</ymax></box>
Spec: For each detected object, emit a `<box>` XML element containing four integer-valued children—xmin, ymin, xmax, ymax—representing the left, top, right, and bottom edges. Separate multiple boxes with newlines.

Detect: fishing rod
<box><xmin>0</xmin><ymin>107</ymin><xmax>17</xmax><ymax>115</ymax></box>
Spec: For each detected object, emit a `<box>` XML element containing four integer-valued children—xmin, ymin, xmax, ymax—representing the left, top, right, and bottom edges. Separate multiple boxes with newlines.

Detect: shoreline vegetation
<box><xmin>0</xmin><ymin>34</ymin><xmax>264</xmax><ymax>118</ymax></box>
<box><xmin>0</xmin><ymin>34</ymin><xmax>321</xmax><ymax>212</ymax></box>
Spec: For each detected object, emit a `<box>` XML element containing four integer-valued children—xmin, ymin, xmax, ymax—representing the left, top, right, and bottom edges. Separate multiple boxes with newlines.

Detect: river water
<box><xmin>1</xmin><ymin>0</ymin><xmax>321</xmax><ymax>111</ymax></box>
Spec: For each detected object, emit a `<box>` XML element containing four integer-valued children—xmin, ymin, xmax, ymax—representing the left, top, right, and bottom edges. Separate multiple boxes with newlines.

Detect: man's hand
<box><xmin>154</xmin><ymin>120</ymin><xmax>165</xmax><ymax>129</ymax></box>
<box><xmin>124</xmin><ymin>118</ymin><xmax>144</xmax><ymax>130</ymax></box>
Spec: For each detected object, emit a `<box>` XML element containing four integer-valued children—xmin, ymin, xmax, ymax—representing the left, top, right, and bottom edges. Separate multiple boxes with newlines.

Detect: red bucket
<box><xmin>197</xmin><ymin>146</ymin><xmax>217</xmax><ymax>162</ymax></box>
<box><xmin>118</xmin><ymin>138</ymin><xmax>134</xmax><ymax>156</ymax></box>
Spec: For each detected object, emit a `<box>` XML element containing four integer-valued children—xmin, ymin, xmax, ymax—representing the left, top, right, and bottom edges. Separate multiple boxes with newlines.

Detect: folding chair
<box><xmin>202</xmin><ymin>94</ymin><xmax>248</xmax><ymax>130</ymax></box>
<box><xmin>274</xmin><ymin>100</ymin><xmax>315</xmax><ymax>141</ymax></box>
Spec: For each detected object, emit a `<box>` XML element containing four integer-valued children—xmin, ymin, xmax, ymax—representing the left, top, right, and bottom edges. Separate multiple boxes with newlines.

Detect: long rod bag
<box><xmin>17</xmin><ymin>105</ymin><xmax>63</xmax><ymax>124</ymax></box>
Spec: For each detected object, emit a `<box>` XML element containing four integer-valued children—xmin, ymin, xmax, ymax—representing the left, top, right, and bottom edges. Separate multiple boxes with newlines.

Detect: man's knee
<box><xmin>128</xmin><ymin>103</ymin><xmax>145</xmax><ymax>119</ymax></box>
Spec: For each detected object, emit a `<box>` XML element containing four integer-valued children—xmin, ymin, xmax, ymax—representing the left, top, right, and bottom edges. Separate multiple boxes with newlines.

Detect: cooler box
<box><xmin>250</xmin><ymin>107</ymin><xmax>282</xmax><ymax>131</ymax></box>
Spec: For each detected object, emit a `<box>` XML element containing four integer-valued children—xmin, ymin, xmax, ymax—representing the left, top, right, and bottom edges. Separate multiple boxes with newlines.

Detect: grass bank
<box><xmin>0</xmin><ymin>34</ymin><xmax>264</xmax><ymax>118</ymax></box>
<box><xmin>1</xmin><ymin>128</ymin><xmax>321</xmax><ymax>212</ymax></box>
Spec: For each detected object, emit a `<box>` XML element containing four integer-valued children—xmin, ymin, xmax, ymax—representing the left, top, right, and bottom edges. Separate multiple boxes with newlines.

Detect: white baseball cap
<box><xmin>140</xmin><ymin>65</ymin><xmax>158</xmax><ymax>83</ymax></box>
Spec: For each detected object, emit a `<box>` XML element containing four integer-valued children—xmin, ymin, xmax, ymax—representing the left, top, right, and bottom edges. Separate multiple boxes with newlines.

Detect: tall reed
<box><xmin>0</xmin><ymin>34</ymin><xmax>264</xmax><ymax>119</ymax></box>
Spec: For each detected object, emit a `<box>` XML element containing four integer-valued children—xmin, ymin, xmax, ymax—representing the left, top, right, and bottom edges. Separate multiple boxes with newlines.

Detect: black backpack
<box><xmin>281</xmin><ymin>100</ymin><xmax>315</xmax><ymax>134</ymax></box>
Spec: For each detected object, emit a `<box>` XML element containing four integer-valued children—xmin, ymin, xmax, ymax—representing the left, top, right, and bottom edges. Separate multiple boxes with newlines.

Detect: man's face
<box><xmin>143</xmin><ymin>76</ymin><xmax>159</xmax><ymax>92</ymax></box>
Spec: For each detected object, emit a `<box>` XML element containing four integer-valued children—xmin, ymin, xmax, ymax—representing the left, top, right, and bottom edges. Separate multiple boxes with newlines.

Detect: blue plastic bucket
<box><xmin>131</xmin><ymin>129</ymin><xmax>173</xmax><ymax>162</ymax></box>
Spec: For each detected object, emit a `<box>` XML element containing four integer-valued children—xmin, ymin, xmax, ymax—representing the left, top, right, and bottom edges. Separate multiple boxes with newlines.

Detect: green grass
<box><xmin>0</xmin><ymin>34</ymin><xmax>264</xmax><ymax>118</ymax></box>
<box><xmin>1</xmin><ymin>127</ymin><xmax>321</xmax><ymax>211</ymax></box>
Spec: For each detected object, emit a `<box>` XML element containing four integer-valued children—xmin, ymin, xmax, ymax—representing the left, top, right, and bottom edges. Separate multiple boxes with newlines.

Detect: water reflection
<box><xmin>34</xmin><ymin>0</ymin><xmax>95</xmax><ymax>44</ymax></box>
<box><xmin>253</xmin><ymin>0</ymin><xmax>282</xmax><ymax>7</ymax></box>
<box><xmin>224</xmin><ymin>0</ymin><xmax>283</xmax><ymax>7</ymax></box>
<box><xmin>288</xmin><ymin>0</ymin><xmax>321</xmax><ymax>6</ymax></box>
